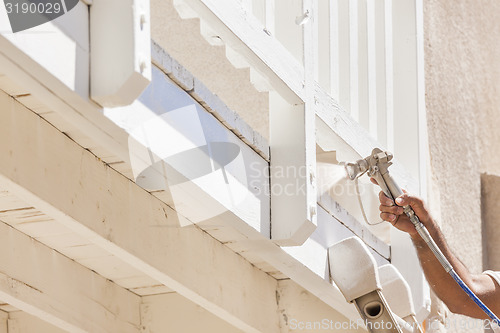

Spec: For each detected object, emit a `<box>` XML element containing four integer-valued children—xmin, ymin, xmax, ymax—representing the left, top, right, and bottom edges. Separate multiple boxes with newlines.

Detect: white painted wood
<box><xmin>0</xmin><ymin>304</ymin><xmax>16</xmax><ymax>313</ymax></box>
<box><xmin>250</xmin><ymin>0</ymin><xmax>266</xmax><ymax>27</ymax></box>
<box><xmin>240</xmin><ymin>0</ymin><xmax>252</xmax><ymax>14</ymax></box>
<box><xmin>141</xmin><ymin>293</ymin><xmax>241</xmax><ymax>333</ymax></box>
<box><xmin>0</xmin><ymin>1</ymin><xmax>89</xmax><ymax>99</ymax></box>
<box><xmin>274</xmin><ymin>0</ymin><xmax>304</xmax><ymax>65</ymax></box>
<box><xmin>249</xmin><ymin>68</ymin><xmax>273</xmax><ymax>92</ymax></box>
<box><xmin>152</xmin><ymin>41</ymin><xmax>270</xmax><ymax>160</ymax></box>
<box><xmin>90</xmin><ymin>0</ymin><xmax>151</xmax><ymax>107</ymax></box>
<box><xmin>172</xmin><ymin>0</ymin><xmax>199</xmax><ymax>19</ymax></box>
<box><xmin>130</xmin><ymin>285</ymin><xmax>173</xmax><ymax>296</ymax></box>
<box><xmin>269</xmin><ymin>0</ymin><xmax>317</xmax><ymax>246</ymax></box>
<box><xmin>265</xmin><ymin>0</ymin><xmax>275</xmax><ymax>35</ymax></box>
<box><xmin>177</xmin><ymin>0</ymin><xmax>304</xmax><ymax>104</ymax></box>
<box><xmin>0</xmin><ymin>91</ymin><xmax>280</xmax><ymax>333</ymax></box>
<box><xmin>317</xmin><ymin>198</ymin><xmax>390</xmax><ymax>260</ymax></box>
<box><xmin>15</xmin><ymin>95</ymin><xmax>52</xmax><ymax>114</ymax></box>
<box><xmin>76</xmin><ymin>256</ymin><xmax>148</xmax><ymax>281</ymax></box>
<box><xmin>0</xmin><ymin>221</ymin><xmax>141</xmax><ymax>333</ymax></box>
<box><xmin>374</xmin><ymin>0</ymin><xmax>388</xmax><ymax>149</ymax></box>
<box><xmin>357</xmin><ymin>0</ymin><xmax>370</xmax><ymax>131</ymax></box>
<box><xmin>0</xmin><ymin>191</ymin><xmax>30</xmax><ymax>212</ymax></box>
<box><xmin>7</xmin><ymin>311</ymin><xmax>68</xmax><ymax>333</ymax></box>
<box><xmin>314</xmin><ymin>82</ymin><xmax>418</xmax><ymax>194</ymax></box>
<box><xmin>391</xmin><ymin>0</ymin><xmax>420</xmax><ymax>184</ymax></box>
<box><xmin>385</xmin><ymin>0</ymin><xmax>394</xmax><ymax>152</ymax></box>
<box><xmin>349</xmin><ymin>0</ymin><xmax>359</xmax><ymax>121</ymax></box>
<box><xmin>0</xmin><ymin>310</ymin><xmax>6</xmax><ymax>333</ymax></box>
<box><xmin>337</xmin><ymin>0</ymin><xmax>351</xmax><ymax>112</ymax></box>
<box><xmin>0</xmin><ymin>35</ymin><xmax>132</xmax><ymax>168</ymax></box>
<box><xmin>277</xmin><ymin>279</ymin><xmax>366</xmax><ymax>333</ymax></box>
<box><xmin>283</xmin><ymin>205</ymin><xmax>389</xmax><ymax>283</ymax></box>
<box><xmin>317</xmin><ymin>0</ymin><xmax>330</xmax><ymax>92</ymax></box>
<box><xmin>0</xmin><ymin>88</ymin><xmax>365</xmax><ymax>325</ymax></box>
<box><xmin>390</xmin><ymin>0</ymin><xmax>431</xmax><ymax>321</ymax></box>
<box><xmin>311</xmin><ymin>0</ymin><xmax>319</xmax><ymax>83</ymax></box>
<box><xmin>225</xmin><ymin>45</ymin><xmax>250</xmax><ymax>69</ymax></box>
<box><xmin>0</xmin><ymin>76</ymin><xmax>29</xmax><ymax>97</ymax></box>
<box><xmin>269</xmin><ymin>92</ymin><xmax>316</xmax><ymax>246</ymax></box>
<box><xmin>0</xmin><ymin>201</ymin><xmax>156</xmax><ymax>292</ymax></box>
<box><xmin>104</xmin><ymin>66</ymin><xmax>270</xmax><ymax>236</ymax></box>
<box><xmin>367</xmin><ymin>0</ymin><xmax>378</xmax><ymax>139</ymax></box>
<box><xmin>329</xmin><ymin>0</ymin><xmax>339</xmax><ymax>100</ymax></box>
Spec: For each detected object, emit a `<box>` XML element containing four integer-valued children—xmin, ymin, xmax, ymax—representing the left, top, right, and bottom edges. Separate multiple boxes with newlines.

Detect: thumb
<box><xmin>395</xmin><ymin>193</ymin><xmax>430</xmax><ymax>221</ymax></box>
<box><xmin>395</xmin><ymin>193</ymin><xmax>420</xmax><ymax>206</ymax></box>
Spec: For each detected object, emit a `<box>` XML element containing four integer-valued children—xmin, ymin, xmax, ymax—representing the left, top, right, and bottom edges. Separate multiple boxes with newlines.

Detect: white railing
<box><xmin>171</xmin><ymin>0</ymin><xmax>429</xmax><ymax>317</ymax></box>
<box><xmin>241</xmin><ymin>0</ymin><xmax>426</xmax><ymax>194</ymax></box>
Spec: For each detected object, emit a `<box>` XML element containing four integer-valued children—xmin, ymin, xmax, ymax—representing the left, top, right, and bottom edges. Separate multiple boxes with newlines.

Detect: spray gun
<box><xmin>343</xmin><ymin>148</ymin><xmax>500</xmax><ymax>326</ymax></box>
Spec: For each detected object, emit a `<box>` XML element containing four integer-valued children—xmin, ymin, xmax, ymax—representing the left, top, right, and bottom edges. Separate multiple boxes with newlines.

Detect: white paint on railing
<box><xmin>385</xmin><ymin>0</ymin><xmax>394</xmax><ymax>152</ymax></box>
<box><xmin>274</xmin><ymin>0</ymin><xmax>304</xmax><ymax>65</ymax></box>
<box><xmin>337</xmin><ymin>0</ymin><xmax>351</xmax><ymax>115</ymax></box>
<box><xmin>265</xmin><ymin>0</ymin><xmax>276</xmax><ymax>35</ymax></box>
<box><xmin>349</xmin><ymin>0</ymin><xmax>359</xmax><ymax>121</ymax></box>
<box><xmin>311</xmin><ymin>0</ymin><xmax>319</xmax><ymax>83</ymax></box>
<box><xmin>367</xmin><ymin>0</ymin><xmax>378</xmax><ymax>139</ymax></box>
<box><xmin>329</xmin><ymin>0</ymin><xmax>339</xmax><ymax>100</ymax></box>
<box><xmin>357</xmin><ymin>0</ymin><xmax>369</xmax><ymax>131</ymax></box>
<box><xmin>240</xmin><ymin>0</ymin><xmax>252</xmax><ymax>13</ymax></box>
<box><xmin>374</xmin><ymin>0</ymin><xmax>387</xmax><ymax>148</ymax></box>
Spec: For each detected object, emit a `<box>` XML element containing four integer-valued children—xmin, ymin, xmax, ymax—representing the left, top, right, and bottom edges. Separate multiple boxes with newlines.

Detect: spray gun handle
<box><xmin>379</xmin><ymin>170</ymin><xmax>454</xmax><ymax>272</ymax></box>
<box><xmin>381</xmin><ymin>172</ymin><xmax>404</xmax><ymax>200</ymax></box>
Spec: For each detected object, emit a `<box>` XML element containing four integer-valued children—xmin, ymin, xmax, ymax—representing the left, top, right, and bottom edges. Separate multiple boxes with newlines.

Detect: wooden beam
<box><xmin>0</xmin><ymin>222</ymin><xmax>141</xmax><ymax>333</ymax></box>
<box><xmin>141</xmin><ymin>293</ymin><xmax>241</xmax><ymax>333</ymax></box>
<box><xmin>7</xmin><ymin>311</ymin><xmax>68</xmax><ymax>333</ymax></box>
<box><xmin>0</xmin><ymin>310</ymin><xmax>6</xmax><ymax>333</ymax></box>
<box><xmin>277</xmin><ymin>279</ymin><xmax>365</xmax><ymax>332</ymax></box>
<box><xmin>0</xmin><ymin>91</ymin><xmax>279</xmax><ymax>333</ymax></box>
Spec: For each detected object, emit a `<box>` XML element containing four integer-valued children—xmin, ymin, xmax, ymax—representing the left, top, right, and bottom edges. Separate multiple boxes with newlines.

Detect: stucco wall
<box><xmin>150</xmin><ymin>0</ymin><xmax>269</xmax><ymax>140</ymax></box>
<box><xmin>424</xmin><ymin>0</ymin><xmax>500</xmax><ymax>331</ymax></box>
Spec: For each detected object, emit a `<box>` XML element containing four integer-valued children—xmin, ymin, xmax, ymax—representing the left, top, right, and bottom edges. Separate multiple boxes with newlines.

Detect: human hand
<box><xmin>371</xmin><ymin>178</ymin><xmax>433</xmax><ymax>238</ymax></box>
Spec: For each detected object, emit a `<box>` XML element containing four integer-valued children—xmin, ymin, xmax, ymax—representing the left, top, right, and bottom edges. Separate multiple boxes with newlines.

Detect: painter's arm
<box><xmin>377</xmin><ymin>192</ymin><xmax>500</xmax><ymax>319</ymax></box>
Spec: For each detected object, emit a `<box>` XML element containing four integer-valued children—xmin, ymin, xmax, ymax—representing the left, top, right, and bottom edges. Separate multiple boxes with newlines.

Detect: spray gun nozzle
<box><xmin>344</xmin><ymin>159</ymin><xmax>369</xmax><ymax>180</ymax></box>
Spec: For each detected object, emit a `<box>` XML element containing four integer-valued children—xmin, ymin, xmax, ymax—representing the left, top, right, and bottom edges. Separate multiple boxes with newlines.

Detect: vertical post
<box><xmin>336</xmin><ymin>0</ymin><xmax>351</xmax><ymax>113</ymax></box>
<box><xmin>274</xmin><ymin>0</ymin><xmax>304</xmax><ymax>65</ymax></box>
<box><xmin>349</xmin><ymin>0</ymin><xmax>359</xmax><ymax>121</ymax></box>
<box><xmin>374</xmin><ymin>0</ymin><xmax>388</xmax><ymax>148</ymax></box>
<box><xmin>385</xmin><ymin>0</ymin><xmax>394</xmax><ymax>152</ymax></box>
<box><xmin>367</xmin><ymin>0</ymin><xmax>378</xmax><ymax>139</ymax></box>
<box><xmin>357</xmin><ymin>0</ymin><xmax>369</xmax><ymax>130</ymax></box>
<box><xmin>265</xmin><ymin>0</ymin><xmax>275</xmax><ymax>35</ymax></box>
<box><xmin>329</xmin><ymin>0</ymin><xmax>339</xmax><ymax>100</ymax></box>
<box><xmin>390</xmin><ymin>0</ymin><xmax>431</xmax><ymax>319</ymax></box>
<box><xmin>270</xmin><ymin>0</ymin><xmax>317</xmax><ymax>246</ymax></box>
<box><xmin>90</xmin><ymin>0</ymin><xmax>151</xmax><ymax>107</ymax></box>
